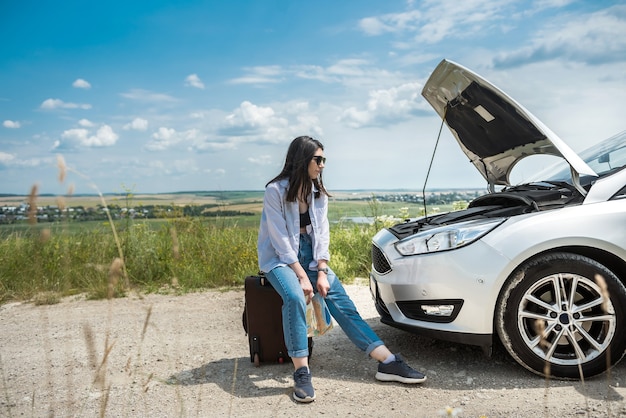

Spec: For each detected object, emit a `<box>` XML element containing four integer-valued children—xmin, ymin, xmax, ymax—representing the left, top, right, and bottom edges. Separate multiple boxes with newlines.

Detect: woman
<box><xmin>258</xmin><ymin>136</ymin><xmax>427</xmax><ymax>403</ymax></box>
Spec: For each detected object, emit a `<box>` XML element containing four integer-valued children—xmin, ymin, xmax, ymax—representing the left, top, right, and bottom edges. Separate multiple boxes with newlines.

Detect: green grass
<box><xmin>0</xmin><ymin>218</ymin><xmax>257</xmax><ymax>302</ymax></box>
<box><xmin>0</xmin><ymin>216</ymin><xmax>386</xmax><ymax>304</ymax></box>
<box><xmin>0</xmin><ymin>193</ymin><xmax>458</xmax><ymax>304</ymax></box>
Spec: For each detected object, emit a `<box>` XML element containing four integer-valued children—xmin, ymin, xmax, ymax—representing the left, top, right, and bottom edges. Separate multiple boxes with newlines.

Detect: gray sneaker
<box><xmin>375</xmin><ymin>354</ymin><xmax>427</xmax><ymax>384</ymax></box>
<box><xmin>293</xmin><ymin>366</ymin><xmax>316</xmax><ymax>403</ymax></box>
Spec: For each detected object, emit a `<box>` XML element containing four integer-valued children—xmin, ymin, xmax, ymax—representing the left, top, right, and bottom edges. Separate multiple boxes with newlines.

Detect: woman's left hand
<box><xmin>317</xmin><ymin>273</ymin><xmax>330</xmax><ymax>298</ymax></box>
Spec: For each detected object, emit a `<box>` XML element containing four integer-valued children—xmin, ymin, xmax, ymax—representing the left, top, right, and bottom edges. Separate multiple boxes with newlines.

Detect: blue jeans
<box><xmin>266</xmin><ymin>234</ymin><xmax>384</xmax><ymax>358</ymax></box>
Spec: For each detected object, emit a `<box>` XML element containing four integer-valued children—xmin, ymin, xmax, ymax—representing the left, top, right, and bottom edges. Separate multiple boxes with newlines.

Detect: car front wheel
<box><xmin>496</xmin><ymin>252</ymin><xmax>626</xmax><ymax>379</ymax></box>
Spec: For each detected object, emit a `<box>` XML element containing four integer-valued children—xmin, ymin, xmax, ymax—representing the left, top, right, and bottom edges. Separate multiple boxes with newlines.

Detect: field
<box><xmin>0</xmin><ymin>189</ymin><xmax>462</xmax><ymax>229</ymax></box>
<box><xmin>0</xmin><ymin>189</ymin><xmax>468</xmax><ymax>303</ymax></box>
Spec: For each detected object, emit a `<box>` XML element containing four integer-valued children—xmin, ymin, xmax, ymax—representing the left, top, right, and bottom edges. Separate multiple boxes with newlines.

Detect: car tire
<box><xmin>496</xmin><ymin>252</ymin><xmax>626</xmax><ymax>379</ymax></box>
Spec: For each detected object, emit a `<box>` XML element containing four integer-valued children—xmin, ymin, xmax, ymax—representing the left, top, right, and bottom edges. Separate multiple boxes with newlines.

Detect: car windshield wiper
<box><xmin>504</xmin><ymin>182</ymin><xmax>557</xmax><ymax>192</ymax></box>
<box><xmin>505</xmin><ymin>181</ymin><xmax>576</xmax><ymax>192</ymax></box>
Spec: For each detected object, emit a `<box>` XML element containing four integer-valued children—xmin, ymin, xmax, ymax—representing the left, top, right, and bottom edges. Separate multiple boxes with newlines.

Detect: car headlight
<box><xmin>394</xmin><ymin>218</ymin><xmax>505</xmax><ymax>255</ymax></box>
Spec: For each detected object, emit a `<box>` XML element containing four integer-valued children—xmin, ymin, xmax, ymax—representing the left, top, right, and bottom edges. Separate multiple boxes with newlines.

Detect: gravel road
<box><xmin>1</xmin><ymin>281</ymin><xmax>625</xmax><ymax>417</ymax></box>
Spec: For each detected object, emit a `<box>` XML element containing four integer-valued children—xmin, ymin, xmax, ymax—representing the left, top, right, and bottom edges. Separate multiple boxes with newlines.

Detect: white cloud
<box><xmin>494</xmin><ymin>5</ymin><xmax>626</xmax><ymax>67</ymax></box>
<box><xmin>358</xmin><ymin>17</ymin><xmax>391</xmax><ymax>36</ymax></box>
<box><xmin>323</xmin><ymin>60</ymin><xmax>401</xmax><ymax>89</ymax></box>
<box><xmin>59</xmin><ymin>129</ymin><xmax>89</xmax><ymax>144</ymax></box>
<box><xmin>123</xmin><ymin>118</ymin><xmax>149</xmax><ymax>131</ymax></box>
<box><xmin>530</xmin><ymin>0</ymin><xmax>577</xmax><ymax>13</ymax></box>
<box><xmin>89</xmin><ymin>126</ymin><xmax>118</xmax><ymax>146</ymax></box>
<box><xmin>248</xmin><ymin>155</ymin><xmax>273</xmax><ymax>165</ymax></box>
<box><xmin>0</xmin><ymin>152</ymin><xmax>51</xmax><ymax>168</ymax></box>
<box><xmin>152</xmin><ymin>127</ymin><xmax>177</xmax><ymax>143</ymax></box>
<box><xmin>72</xmin><ymin>78</ymin><xmax>91</xmax><ymax>89</ymax></box>
<box><xmin>226</xmin><ymin>101</ymin><xmax>279</xmax><ymax>127</ymax></box>
<box><xmin>0</xmin><ymin>151</ymin><xmax>15</xmax><ymax>164</ymax></box>
<box><xmin>78</xmin><ymin>119</ymin><xmax>94</xmax><ymax>127</ymax></box>
<box><xmin>326</xmin><ymin>59</ymin><xmax>371</xmax><ymax>77</ymax></box>
<box><xmin>359</xmin><ymin>10</ymin><xmax>422</xmax><ymax>35</ymax></box>
<box><xmin>3</xmin><ymin>120</ymin><xmax>21</xmax><ymax>128</ymax></box>
<box><xmin>340</xmin><ymin>82</ymin><xmax>426</xmax><ymax>128</ymax></box>
<box><xmin>229</xmin><ymin>60</ymin><xmax>403</xmax><ymax>92</ymax></box>
<box><xmin>145</xmin><ymin>127</ymin><xmax>202</xmax><ymax>151</ymax></box>
<box><xmin>209</xmin><ymin>100</ymin><xmax>323</xmax><ymax>147</ymax></box>
<box><xmin>56</xmin><ymin>124</ymin><xmax>119</xmax><ymax>148</ymax></box>
<box><xmin>189</xmin><ymin>111</ymin><xmax>206</xmax><ymax>119</ymax></box>
<box><xmin>184</xmin><ymin>74</ymin><xmax>205</xmax><ymax>89</ymax></box>
<box><xmin>120</xmin><ymin>89</ymin><xmax>178</xmax><ymax>103</ymax></box>
<box><xmin>218</xmin><ymin>101</ymin><xmax>289</xmax><ymax>140</ymax></box>
<box><xmin>40</xmin><ymin>98</ymin><xmax>92</xmax><ymax>110</ymax></box>
<box><xmin>229</xmin><ymin>66</ymin><xmax>283</xmax><ymax>84</ymax></box>
<box><xmin>357</xmin><ymin>0</ymin><xmax>517</xmax><ymax>44</ymax></box>
<box><xmin>191</xmin><ymin>140</ymin><xmax>237</xmax><ymax>152</ymax></box>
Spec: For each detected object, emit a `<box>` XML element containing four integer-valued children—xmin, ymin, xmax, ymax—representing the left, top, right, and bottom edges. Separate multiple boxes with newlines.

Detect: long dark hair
<box><xmin>266</xmin><ymin>135</ymin><xmax>330</xmax><ymax>202</ymax></box>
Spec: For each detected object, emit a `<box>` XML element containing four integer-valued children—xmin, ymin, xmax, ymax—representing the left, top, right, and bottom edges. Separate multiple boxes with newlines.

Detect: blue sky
<box><xmin>1</xmin><ymin>0</ymin><xmax>625</xmax><ymax>195</ymax></box>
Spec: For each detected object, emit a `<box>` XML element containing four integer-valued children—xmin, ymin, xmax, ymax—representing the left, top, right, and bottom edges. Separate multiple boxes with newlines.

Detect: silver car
<box><xmin>369</xmin><ymin>59</ymin><xmax>626</xmax><ymax>379</ymax></box>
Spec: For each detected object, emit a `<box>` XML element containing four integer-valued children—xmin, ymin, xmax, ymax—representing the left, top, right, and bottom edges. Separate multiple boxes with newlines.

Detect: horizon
<box><xmin>2</xmin><ymin>1</ymin><xmax>625</xmax><ymax>196</ymax></box>
<box><xmin>0</xmin><ymin>186</ymin><xmax>488</xmax><ymax>198</ymax></box>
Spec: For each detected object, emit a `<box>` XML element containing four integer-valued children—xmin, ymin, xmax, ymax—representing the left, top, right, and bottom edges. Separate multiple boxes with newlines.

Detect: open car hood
<box><xmin>421</xmin><ymin>59</ymin><xmax>597</xmax><ymax>191</ymax></box>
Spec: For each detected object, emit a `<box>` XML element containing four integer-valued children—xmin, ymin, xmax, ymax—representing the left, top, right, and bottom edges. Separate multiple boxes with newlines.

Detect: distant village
<box><xmin>0</xmin><ymin>202</ymin><xmax>151</xmax><ymax>224</ymax></box>
<box><xmin>0</xmin><ymin>202</ymin><xmax>254</xmax><ymax>224</ymax></box>
<box><xmin>347</xmin><ymin>189</ymin><xmax>483</xmax><ymax>204</ymax></box>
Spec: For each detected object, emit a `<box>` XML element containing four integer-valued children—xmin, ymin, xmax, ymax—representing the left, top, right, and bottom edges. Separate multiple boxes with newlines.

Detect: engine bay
<box><xmin>388</xmin><ymin>181</ymin><xmax>584</xmax><ymax>240</ymax></box>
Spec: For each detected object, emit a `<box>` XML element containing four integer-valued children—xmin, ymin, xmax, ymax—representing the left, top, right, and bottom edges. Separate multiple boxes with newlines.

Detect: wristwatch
<box><xmin>318</xmin><ymin>267</ymin><xmax>329</xmax><ymax>274</ymax></box>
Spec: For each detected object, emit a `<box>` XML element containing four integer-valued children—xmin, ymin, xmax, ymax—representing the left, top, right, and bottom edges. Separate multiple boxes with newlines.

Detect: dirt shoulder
<box><xmin>1</xmin><ymin>282</ymin><xmax>625</xmax><ymax>417</ymax></box>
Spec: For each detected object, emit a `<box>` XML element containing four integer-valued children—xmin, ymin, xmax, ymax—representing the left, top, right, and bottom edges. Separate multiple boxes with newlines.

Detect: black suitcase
<box><xmin>242</xmin><ymin>274</ymin><xmax>313</xmax><ymax>366</ymax></box>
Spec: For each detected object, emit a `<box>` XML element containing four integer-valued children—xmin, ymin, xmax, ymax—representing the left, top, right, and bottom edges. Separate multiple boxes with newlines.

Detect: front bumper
<box><xmin>370</xmin><ymin>274</ymin><xmax>491</xmax><ymax>348</ymax></box>
<box><xmin>369</xmin><ymin>229</ymin><xmax>513</xmax><ymax>349</ymax></box>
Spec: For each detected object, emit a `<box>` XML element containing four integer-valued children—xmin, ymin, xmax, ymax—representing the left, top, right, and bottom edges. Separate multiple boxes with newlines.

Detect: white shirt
<box><xmin>257</xmin><ymin>178</ymin><xmax>330</xmax><ymax>273</ymax></box>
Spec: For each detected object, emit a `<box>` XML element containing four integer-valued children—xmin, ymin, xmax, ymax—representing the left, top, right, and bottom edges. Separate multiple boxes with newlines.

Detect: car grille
<box><xmin>372</xmin><ymin>245</ymin><xmax>391</xmax><ymax>274</ymax></box>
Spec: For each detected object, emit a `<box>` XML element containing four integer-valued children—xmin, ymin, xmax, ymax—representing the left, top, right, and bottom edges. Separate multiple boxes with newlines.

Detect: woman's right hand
<box><xmin>289</xmin><ymin>261</ymin><xmax>314</xmax><ymax>303</ymax></box>
<box><xmin>299</xmin><ymin>276</ymin><xmax>314</xmax><ymax>303</ymax></box>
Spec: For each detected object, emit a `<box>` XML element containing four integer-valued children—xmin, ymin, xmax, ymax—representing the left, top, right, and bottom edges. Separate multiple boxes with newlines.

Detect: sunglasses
<box><xmin>312</xmin><ymin>156</ymin><xmax>326</xmax><ymax>165</ymax></box>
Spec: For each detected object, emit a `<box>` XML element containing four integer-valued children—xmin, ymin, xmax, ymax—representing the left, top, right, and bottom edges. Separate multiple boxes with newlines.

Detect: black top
<box><xmin>300</xmin><ymin>210</ymin><xmax>311</xmax><ymax>227</ymax></box>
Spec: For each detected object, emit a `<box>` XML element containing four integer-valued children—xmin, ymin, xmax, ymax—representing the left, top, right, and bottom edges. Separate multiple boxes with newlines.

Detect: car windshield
<box><xmin>528</xmin><ymin>130</ymin><xmax>626</xmax><ymax>184</ymax></box>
